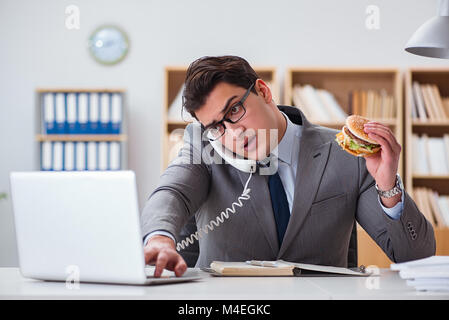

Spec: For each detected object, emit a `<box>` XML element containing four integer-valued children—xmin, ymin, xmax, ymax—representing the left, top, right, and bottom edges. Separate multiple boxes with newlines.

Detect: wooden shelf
<box><xmin>285</xmin><ymin>67</ymin><xmax>403</xmax><ymax>177</ymax></box>
<box><xmin>36</xmin><ymin>88</ymin><xmax>126</xmax><ymax>93</ymax></box>
<box><xmin>403</xmin><ymin>68</ymin><xmax>449</xmax><ymax>260</ymax></box>
<box><xmin>405</xmin><ymin>68</ymin><xmax>449</xmax><ymax>191</ymax></box>
<box><xmin>36</xmin><ymin>134</ymin><xmax>127</xmax><ymax>142</ymax></box>
<box><xmin>314</xmin><ymin>118</ymin><xmax>397</xmax><ymax>129</ymax></box>
<box><xmin>413</xmin><ymin>175</ymin><xmax>449</xmax><ymax>179</ymax></box>
<box><xmin>35</xmin><ymin>88</ymin><xmax>128</xmax><ymax>171</ymax></box>
<box><xmin>412</xmin><ymin>120</ymin><xmax>449</xmax><ymax>125</ymax></box>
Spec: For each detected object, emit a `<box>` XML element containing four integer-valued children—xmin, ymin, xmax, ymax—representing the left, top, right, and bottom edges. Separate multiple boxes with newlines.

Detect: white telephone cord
<box><xmin>176</xmin><ymin>172</ymin><xmax>253</xmax><ymax>251</ymax></box>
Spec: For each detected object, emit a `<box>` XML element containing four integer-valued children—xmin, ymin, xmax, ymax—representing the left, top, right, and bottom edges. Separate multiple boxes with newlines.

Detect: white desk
<box><xmin>0</xmin><ymin>268</ymin><xmax>448</xmax><ymax>300</ymax></box>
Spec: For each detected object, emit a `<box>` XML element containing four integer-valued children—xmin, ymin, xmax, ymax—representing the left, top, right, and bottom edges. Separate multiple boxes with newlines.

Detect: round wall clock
<box><xmin>88</xmin><ymin>25</ymin><xmax>129</xmax><ymax>65</ymax></box>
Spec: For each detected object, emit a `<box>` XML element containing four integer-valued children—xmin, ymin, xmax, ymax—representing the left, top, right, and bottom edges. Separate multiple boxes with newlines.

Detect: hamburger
<box><xmin>335</xmin><ymin>115</ymin><xmax>381</xmax><ymax>157</ymax></box>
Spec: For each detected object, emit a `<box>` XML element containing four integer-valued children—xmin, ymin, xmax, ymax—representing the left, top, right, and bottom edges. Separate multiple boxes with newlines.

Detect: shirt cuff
<box><xmin>143</xmin><ymin>230</ymin><xmax>176</xmax><ymax>246</ymax></box>
<box><xmin>377</xmin><ymin>175</ymin><xmax>405</xmax><ymax>220</ymax></box>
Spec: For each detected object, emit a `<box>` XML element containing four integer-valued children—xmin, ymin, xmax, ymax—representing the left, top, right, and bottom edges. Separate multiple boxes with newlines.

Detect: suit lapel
<box><xmin>278</xmin><ymin>117</ymin><xmax>332</xmax><ymax>258</ymax></box>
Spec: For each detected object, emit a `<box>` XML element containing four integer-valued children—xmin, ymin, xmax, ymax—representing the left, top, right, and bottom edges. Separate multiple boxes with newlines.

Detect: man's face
<box><xmin>195</xmin><ymin>80</ymin><xmax>279</xmax><ymax>161</ymax></box>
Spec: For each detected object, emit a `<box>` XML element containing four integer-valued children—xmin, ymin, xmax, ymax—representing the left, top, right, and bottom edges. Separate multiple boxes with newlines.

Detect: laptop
<box><xmin>9</xmin><ymin>171</ymin><xmax>201</xmax><ymax>285</ymax></box>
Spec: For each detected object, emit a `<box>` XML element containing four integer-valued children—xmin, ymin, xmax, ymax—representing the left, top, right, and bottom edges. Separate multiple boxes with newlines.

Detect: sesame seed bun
<box><xmin>345</xmin><ymin>115</ymin><xmax>378</xmax><ymax>145</ymax></box>
<box><xmin>335</xmin><ymin>115</ymin><xmax>381</xmax><ymax>157</ymax></box>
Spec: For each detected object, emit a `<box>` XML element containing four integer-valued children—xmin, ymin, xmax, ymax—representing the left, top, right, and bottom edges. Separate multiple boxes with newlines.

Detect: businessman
<box><xmin>141</xmin><ymin>55</ymin><xmax>435</xmax><ymax>277</ymax></box>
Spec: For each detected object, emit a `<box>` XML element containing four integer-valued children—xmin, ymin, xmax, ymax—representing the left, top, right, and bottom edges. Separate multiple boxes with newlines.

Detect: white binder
<box><xmin>100</xmin><ymin>93</ymin><xmax>111</xmax><ymax>133</ymax></box>
<box><xmin>55</xmin><ymin>93</ymin><xmax>66</xmax><ymax>134</ymax></box>
<box><xmin>109</xmin><ymin>142</ymin><xmax>121</xmax><ymax>170</ymax></box>
<box><xmin>75</xmin><ymin>142</ymin><xmax>86</xmax><ymax>171</ymax></box>
<box><xmin>111</xmin><ymin>93</ymin><xmax>122</xmax><ymax>133</ymax></box>
<box><xmin>41</xmin><ymin>141</ymin><xmax>52</xmax><ymax>171</ymax></box>
<box><xmin>64</xmin><ymin>142</ymin><xmax>75</xmax><ymax>171</ymax></box>
<box><xmin>66</xmin><ymin>93</ymin><xmax>77</xmax><ymax>134</ymax></box>
<box><xmin>78</xmin><ymin>93</ymin><xmax>88</xmax><ymax>133</ymax></box>
<box><xmin>98</xmin><ymin>142</ymin><xmax>108</xmax><ymax>171</ymax></box>
<box><xmin>43</xmin><ymin>93</ymin><xmax>55</xmax><ymax>134</ymax></box>
<box><xmin>53</xmin><ymin>142</ymin><xmax>64</xmax><ymax>171</ymax></box>
<box><xmin>87</xmin><ymin>141</ymin><xmax>98</xmax><ymax>171</ymax></box>
<box><xmin>89</xmin><ymin>93</ymin><xmax>100</xmax><ymax>133</ymax></box>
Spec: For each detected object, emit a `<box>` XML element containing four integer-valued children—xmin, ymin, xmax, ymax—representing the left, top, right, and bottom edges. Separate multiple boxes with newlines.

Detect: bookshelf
<box><xmin>285</xmin><ymin>67</ymin><xmax>403</xmax><ymax>175</ymax></box>
<box><xmin>404</xmin><ymin>68</ymin><xmax>449</xmax><ymax>259</ymax></box>
<box><xmin>285</xmin><ymin>67</ymin><xmax>405</xmax><ymax>268</ymax></box>
<box><xmin>162</xmin><ymin>66</ymin><xmax>279</xmax><ymax>170</ymax></box>
<box><xmin>35</xmin><ymin>88</ymin><xmax>128</xmax><ymax>171</ymax></box>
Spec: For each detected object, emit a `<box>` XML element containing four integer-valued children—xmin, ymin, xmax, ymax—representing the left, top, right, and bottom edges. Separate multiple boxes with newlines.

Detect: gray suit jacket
<box><xmin>141</xmin><ymin>106</ymin><xmax>435</xmax><ymax>268</ymax></box>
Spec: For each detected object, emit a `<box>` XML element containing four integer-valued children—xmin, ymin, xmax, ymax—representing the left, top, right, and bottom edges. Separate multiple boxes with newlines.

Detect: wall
<box><xmin>0</xmin><ymin>0</ymin><xmax>447</xmax><ymax>266</ymax></box>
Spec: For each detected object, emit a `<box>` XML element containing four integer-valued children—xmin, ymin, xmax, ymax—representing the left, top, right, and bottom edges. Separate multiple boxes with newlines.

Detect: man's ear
<box><xmin>255</xmin><ymin>79</ymin><xmax>272</xmax><ymax>103</ymax></box>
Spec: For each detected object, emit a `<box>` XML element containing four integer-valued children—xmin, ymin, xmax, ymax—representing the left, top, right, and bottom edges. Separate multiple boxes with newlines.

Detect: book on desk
<box><xmin>204</xmin><ymin>260</ymin><xmax>372</xmax><ymax>277</ymax></box>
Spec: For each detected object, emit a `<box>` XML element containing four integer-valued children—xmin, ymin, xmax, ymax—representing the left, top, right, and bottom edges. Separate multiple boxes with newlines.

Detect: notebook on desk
<box><xmin>205</xmin><ymin>260</ymin><xmax>372</xmax><ymax>277</ymax></box>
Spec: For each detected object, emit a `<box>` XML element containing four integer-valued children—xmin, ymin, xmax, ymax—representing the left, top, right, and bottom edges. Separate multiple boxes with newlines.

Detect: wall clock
<box><xmin>88</xmin><ymin>25</ymin><xmax>129</xmax><ymax>65</ymax></box>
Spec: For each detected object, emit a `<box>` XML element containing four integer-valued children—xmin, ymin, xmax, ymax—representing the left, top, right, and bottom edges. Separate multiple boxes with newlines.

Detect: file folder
<box><xmin>53</xmin><ymin>142</ymin><xmax>64</xmax><ymax>171</ymax></box>
<box><xmin>75</xmin><ymin>142</ymin><xmax>86</xmax><ymax>171</ymax></box>
<box><xmin>77</xmin><ymin>93</ymin><xmax>89</xmax><ymax>134</ymax></box>
<box><xmin>66</xmin><ymin>93</ymin><xmax>77</xmax><ymax>134</ymax></box>
<box><xmin>43</xmin><ymin>93</ymin><xmax>56</xmax><ymax>134</ymax></box>
<box><xmin>100</xmin><ymin>93</ymin><xmax>111</xmax><ymax>134</ymax></box>
<box><xmin>41</xmin><ymin>141</ymin><xmax>52</xmax><ymax>171</ymax></box>
<box><xmin>55</xmin><ymin>93</ymin><xmax>66</xmax><ymax>134</ymax></box>
<box><xmin>64</xmin><ymin>142</ymin><xmax>75</xmax><ymax>171</ymax></box>
<box><xmin>98</xmin><ymin>142</ymin><xmax>108</xmax><ymax>171</ymax></box>
<box><xmin>111</xmin><ymin>93</ymin><xmax>122</xmax><ymax>134</ymax></box>
<box><xmin>89</xmin><ymin>93</ymin><xmax>100</xmax><ymax>134</ymax></box>
<box><xmin>87</xmin><ymin>141</ymin><xmax>98</xmax><ymax>170</ymax></box>
<box><xmin>109</xmin><ymin>142</ymin><xmax>121</xmax><ymax>170</ymax></box>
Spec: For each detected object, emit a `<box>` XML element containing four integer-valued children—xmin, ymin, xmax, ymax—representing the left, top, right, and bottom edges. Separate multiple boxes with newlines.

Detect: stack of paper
<box><xmin>390</xmin><ymin>256</ymin><xmax>449</xmax><ymax>291</ymax></box>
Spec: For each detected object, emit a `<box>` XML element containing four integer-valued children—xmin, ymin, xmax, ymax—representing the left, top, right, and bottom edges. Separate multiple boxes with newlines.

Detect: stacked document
<box><xmin>391</xmin><ymin>256</ymin><xmax>449</xmax><ymax>292</ymax></box>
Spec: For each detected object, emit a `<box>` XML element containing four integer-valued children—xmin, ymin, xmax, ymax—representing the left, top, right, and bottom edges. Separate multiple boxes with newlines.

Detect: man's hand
<box><xmin>144</xmin><ymin>235</ymin><xmax>187</xmax><ymax>277</ymax></box>
<box><xmin>363</xmin><ymin>121</ymin><xmax>402</xmax><ymax>208</ymax></box>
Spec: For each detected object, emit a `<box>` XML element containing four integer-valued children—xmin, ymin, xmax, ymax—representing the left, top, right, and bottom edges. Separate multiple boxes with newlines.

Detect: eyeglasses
<box><xmin>203</xmin><ymin>82</ymin><xmax>254</xmax><ymax>141</ymax></box>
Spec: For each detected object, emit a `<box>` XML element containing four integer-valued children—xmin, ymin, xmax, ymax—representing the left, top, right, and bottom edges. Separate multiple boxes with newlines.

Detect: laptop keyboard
<box><xmin>144</xmin><ymin>265</ymin><xmax>176</xmax><ymax>278</ymax></box>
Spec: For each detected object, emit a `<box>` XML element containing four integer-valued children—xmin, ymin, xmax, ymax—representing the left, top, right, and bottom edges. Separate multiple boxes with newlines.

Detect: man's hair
<box><xmin>182</xmin><ymin>55</ymin><xmax>259</xmax><ymax>118</ymax></box>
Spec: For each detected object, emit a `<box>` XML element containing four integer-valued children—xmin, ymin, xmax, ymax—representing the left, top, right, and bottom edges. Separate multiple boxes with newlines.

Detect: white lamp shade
<box><xmin>405</xmin><ymin>16</ymin><xmax>449</xmax><ymax>59</ymax></box>
<box><xmin>405</xmin><ymin>0</ymin><xmax>449</xmax><ymax>59</ymax></box>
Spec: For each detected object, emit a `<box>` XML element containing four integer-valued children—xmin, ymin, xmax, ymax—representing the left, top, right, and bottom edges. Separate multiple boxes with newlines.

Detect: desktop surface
<box><xmin>0</xmin><ymin>267</ymin><xmax>448</xmax><ymax>300</ymax></box>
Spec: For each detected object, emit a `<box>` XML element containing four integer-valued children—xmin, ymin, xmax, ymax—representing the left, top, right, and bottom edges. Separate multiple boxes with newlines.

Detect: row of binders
<box><xmin>40</xmin><ymin>141</ymin><xmax>121</xmax><ymax>171</ymax></box>
<box><xmin>42</xmin><ymin>92</ymin><xmax>123</xmax><ymax>134</ymax></box>
<box><xmin>411</xmin><ymin>82</ymin><xmax>449</xmax><ymax>121</ymax></box>
<box><xmin>411</xmin><ymin>134</ymin><xmax>449</xmax><ymax>175</ymax></box>
<box><xmin>412</xmin><ymin>187</ymin><xmax>449</xmax><ymax>228</ymax></box>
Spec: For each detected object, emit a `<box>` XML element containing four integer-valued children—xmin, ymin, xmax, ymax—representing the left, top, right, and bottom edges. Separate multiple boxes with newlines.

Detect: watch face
<box><xmin>88</xmin><ymin>26</ymin><xmax>129</xmax><ymax>65</ymax></box>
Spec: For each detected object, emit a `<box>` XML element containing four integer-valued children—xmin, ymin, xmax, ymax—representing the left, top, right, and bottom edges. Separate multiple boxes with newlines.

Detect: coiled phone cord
<box><xmin>176</xmin><ymin>172</ymin><xmax>253</xmax><ymax>251</ymax></box>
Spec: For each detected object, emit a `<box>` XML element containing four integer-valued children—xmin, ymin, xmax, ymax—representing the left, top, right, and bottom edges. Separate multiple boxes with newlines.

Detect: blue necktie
<box><xmin>268</xmin><ymin>171</ymin><xmax>290</xmax><ymax>246</ymax></box>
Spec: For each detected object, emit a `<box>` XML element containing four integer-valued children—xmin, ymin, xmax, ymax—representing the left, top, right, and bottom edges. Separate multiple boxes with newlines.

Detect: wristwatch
<box><xmin>375</xmin><ymin>174</ymin><xmax>403</xmax><ymax>198</ymax></box>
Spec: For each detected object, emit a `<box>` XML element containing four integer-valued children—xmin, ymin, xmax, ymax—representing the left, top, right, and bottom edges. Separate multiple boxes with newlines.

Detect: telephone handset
<box><xmin>176</xmin><ymin>140</ymin><xmax>254</xmax><ymax>251</ymax></box>
<box><xmin>209</xmin><ymin>139</ymin><xmax>257</xmax><ymax>173</ymax></box>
